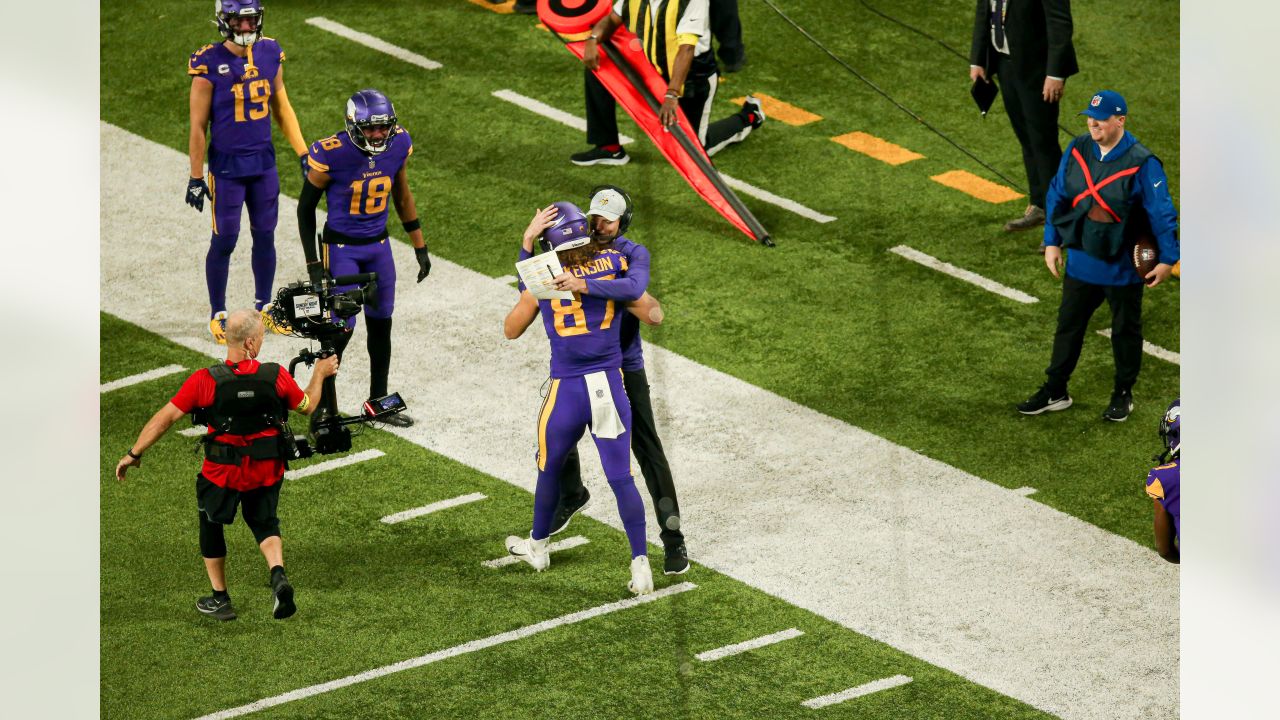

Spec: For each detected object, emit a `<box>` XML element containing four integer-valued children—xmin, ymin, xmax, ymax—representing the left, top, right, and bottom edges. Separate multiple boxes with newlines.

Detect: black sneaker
<box><xmin>741</xmin><ymin>95</ymin><xmax>766</xmax><ymax>130</ymax></box>
<box><xmin>1102</xmin><ymin>390</ymin><xmax>1134</xmax><ymax>422</ymax></box>
<box><xmin>663</xmin><ymin>544</ymin><xmax>690</xmax><ymax>575</ymax></box>
<box><xmin>196</xmin><ymin>594</ymin><xmax>237</xmax><ymax>621</ymax></box>
<box><xmin>570</xmin><ymin>146</ymin><xmax>630</xmax><ymax>166</ymax></box>
<box><xmin>379</xmin><ymin>411</ymin><xmax>414</xmax><ymax>428</ymax></box>
<box><xmin>271</xmin><ymin>571</ymin><xmax>297</xmax><ymax>620</ymax></box>
<box><xmin>722</xmin><ymin>53</ymin><xmax>747</xmax><ymax>73</ymax></box>
<box><xmin>1016</xmin><ymin>386</ymin><xmax>1073</xmax><ymax>415</ymax></box>
<box><xmin>549</xmin><ymin>489</ymin><xmax>590</xmax><ymax>536</ymax></box>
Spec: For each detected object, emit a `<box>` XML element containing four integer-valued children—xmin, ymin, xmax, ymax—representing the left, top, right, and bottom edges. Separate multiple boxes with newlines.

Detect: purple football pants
<box><xmin>206</xmin><ymin>171</ymin><xmax>279</xmax><ymax>314</ymax></box>
<box><xmin>532</xmin><ymin>371</ymin><xmax>647</xmax><ymax>558</ymax></box>
<box><xmin>326</xmin><ymin>239</ymin><xmax>397</xmax><ymax>322</ymax></box>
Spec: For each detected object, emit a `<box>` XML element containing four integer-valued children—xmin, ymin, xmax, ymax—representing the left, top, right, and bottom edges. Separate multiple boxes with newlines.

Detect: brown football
<box><xmin>1132</xmin><ymin>236</ymin><xmax>1159</xmax><ymax>278</ymax></box>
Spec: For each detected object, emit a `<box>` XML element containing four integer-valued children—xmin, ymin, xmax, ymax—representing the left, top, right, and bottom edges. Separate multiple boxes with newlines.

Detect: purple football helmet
<box><xmin>345</xmin><ymin>89</ymin><xmax>399</xmax><ymax>155</ymax></box>
<box><xmin>215</xmin><ymin>0</ymin><xmax>263</xmax><ymax>47</ymax></box>
<box><xmin>1159</xmin><ymin>398</ymin><xmax>1180</xmax><ymax>455</ymax></box>
<box><xmin>539</xmin><ymin>202</ymin><xmax>591</xmax><ymax>253</ymax></box>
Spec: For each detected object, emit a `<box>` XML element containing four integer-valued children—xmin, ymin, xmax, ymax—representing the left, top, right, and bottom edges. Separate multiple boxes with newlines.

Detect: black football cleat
<box><xmin>379</xmin><ymin>411</ymin><xmax>415</xmax><ymax>428</ymax></box>
<box><xmin>1102</xmin><ymin>390</ymin><xmax>1134</xmax><ymax>422</ymax></box>
<box><xmin>549</xmin><ymin>489</ymin><xmax>590</xmax><ymax>536</ymax></box>
<box><xmin>663</xmin><ymin>544</ymin><xmax>690</xmax><ymax>575</ymax></box>
<box><xmin>271</xmin><ymin>571</ymin><xmax>296</xmax><ymax>620</ymax></box>
<box><xmin>196</xmin><ymin>594</ymin><xmax>237</xmax><ymax>621</ymax></box>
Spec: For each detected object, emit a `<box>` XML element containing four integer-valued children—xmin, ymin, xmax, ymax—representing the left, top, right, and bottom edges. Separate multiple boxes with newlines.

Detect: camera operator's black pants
<box><xmin>557</xmin><ymin>368</ymin><xmax>684</xmax><ymax>550</ymax></box>
<box><xmin>1044</xmin><ymin>275</ymin><xmax>1144</xmax><ymax>396</ymax></box>
<box><xmin>196</xmin><ymin>474</ymin><xmax>283</xmax><ymax>558</ymax></box>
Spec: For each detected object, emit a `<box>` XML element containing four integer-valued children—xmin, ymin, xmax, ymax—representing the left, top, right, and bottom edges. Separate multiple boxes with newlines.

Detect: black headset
<box><xmin>587</xmin><ymin>184</ymin><xmax>634</xmax><ymax>237</ymax></box>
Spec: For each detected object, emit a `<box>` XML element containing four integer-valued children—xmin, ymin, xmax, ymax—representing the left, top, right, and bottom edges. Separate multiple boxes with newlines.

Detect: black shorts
<box><xmin>196</xmin><ymin>474</ymin><xmax>283</xmax><ymax>528</ymax></box>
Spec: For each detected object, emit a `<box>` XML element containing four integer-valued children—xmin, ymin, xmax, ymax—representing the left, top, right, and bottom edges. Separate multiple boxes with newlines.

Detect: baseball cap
<box><xmin>1080</xmin><ymin>90</ymin><xmax>1127</xmax><ymax>120</ymax></box>
<box><xmin>587</xmin><ymin>188</ymin><xmax>627</xmax><ymax>221</ymax></box>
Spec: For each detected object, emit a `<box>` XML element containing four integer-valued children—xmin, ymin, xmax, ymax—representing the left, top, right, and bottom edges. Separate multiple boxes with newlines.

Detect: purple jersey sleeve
<box><xmin>316</xmin><ymin>129</ymin><xmax>413</xmax><ymax>239</ymax></box>
<box><xmin>585</xmin><ymin>238</ymin><xmax>648</xmax><ymax>302</ymax></box>
<box><xmin>539</xmin><ymin>249</ymin><xmax>629</xmax><ymax>378</ymax></box>
<box><xmin>1146</xmin><ymin>460</ymin><xmax>1181</xmax><ymax>541</ymax></box>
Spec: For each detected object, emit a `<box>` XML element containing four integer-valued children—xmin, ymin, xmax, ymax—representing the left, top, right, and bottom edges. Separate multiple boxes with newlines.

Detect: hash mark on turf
<box><xmin>483</xmin><ymin>535</ymin><xmax>590</xmax><ymax>568</ymax></box>
<box><xmin>492</xmin><ymin>89</ymin><xmax>635</xmax><ymax>145</ymax></box>
<box><xmin>100</xmin><ymin>364</ymin><xmax>185</xmax><ymax>393</ymax></box>
<box><xmin>381</xmin><ymin>493</ymin><xmax>488</xmax><ymax>524</ymax></box>
<box><xmin>802</xmin><ymin>675</ymin><xmax>913</xmax><ymax>709</ymax></box>
<box><xmin>930</xmin><ymin>170</ymin><xmax>1023</xmax><ymax>204</ymax></box>
<box><xmin>1012</xmin><ymin>487</ymin><xmax>1038</xmax><ymax>497</ymax></box>
<box><xmin>305</xmin><ymin>17</ymin><xmax>442</xmax><ymax>70</ymax></box>
<box><xmin>831</xmin><ymin>131</ymin><xmax>924</xmax><ymax>166</ymax></box>
<box><xmin>285</xmin><ymin>449</ymin><xmax>386</xmax><ymax>480</ymax></box>
<box><xmin>1096</xmin><ymin>329</ymin><xmax>1180</xmax><ymax>365</ymax></box>
<box><xmin>889</xmin><ymin>245</ymin><xmax>1038</xmax><ymax>304</ymax></box>
<box><xmin>696</xmin><ymin>628</ymin><xmax>804</xmax><ymax>662</ymax></box>
<box><xmin>190</xmin><ymin>582</ymin><xmax>697</xmax><ymax>720</ymax></box>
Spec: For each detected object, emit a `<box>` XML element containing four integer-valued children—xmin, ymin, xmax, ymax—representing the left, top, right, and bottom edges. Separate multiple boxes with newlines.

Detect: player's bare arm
<box><xmin>185</xmin><ymin>77</ymin><xmax>214</xmax><ymax>212</ymax></box>
<box><xmin>504</xmin><ymin>290</ymin><xmax>540</xmax><ymax>339</ymax></box>
<box><xmin>1151</xmin><ymin>499</ymin><xmax>1179</xmax><ymax>564</ymax></box>
<box><xmin>626</xmin><ymin>292</ymin><xmax>663</xmax><ymax>326</ymax></box>
<box><xmin>269</xmin><ymin>64</ymin><xmax>309</xmax><ymax>172</ymax></box>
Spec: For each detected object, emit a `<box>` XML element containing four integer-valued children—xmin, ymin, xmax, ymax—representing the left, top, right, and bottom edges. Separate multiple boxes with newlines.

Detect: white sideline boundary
<box><xmin>100</xmin><ymin>364</ymin><xmax>185</xmax><ymax>394</ymax></box>
<box><xmin>695</xmin><ymin>628</ymin><xmax>804</xmax><ymax>662</ymax></box>
<box><xmin>801</xmin><ymin>675</ymin><xmax>914</xmax><ymax>709</ymax></box>
<box><xmin>1096</xmin><ymin>329</ymin><xmax>1181</xmax><ymax>365</ymax></box>
<box><xmin>719</xmin><ymin>173</ymin><xmax>836</xmax><ymax>223</ymax></box>
<box><xmin>492</xmin><ymin>89</ymin><xmax>634</xmax><ymax>145</ymax></box>
<box><xmin>482</xmin><ymin>535</ymin><xmax>591</xmax><ymax>568</ymax></box>
<box><xmin>889</xmin><ymin>245</ymin><xmax>1039</xmax><ymax>304</ymax></box>
<box><xmin>380</xmin><ymin>492</ymin><xmax>488</xmax><ymax>524</ymax></box>
<box><xmin>191</xmin><ymin>582</ymin><xmax>697</xmax><ymax>720</ymax></box>
<box><xmin>285</xmin><ymin>449</ymin><xmax>385</xmax><ymax>480</ymax></box>
<box><xmin>305</xmin><ymin>17</ymin><xmax>442</xmax><ymax>70</ymax></box>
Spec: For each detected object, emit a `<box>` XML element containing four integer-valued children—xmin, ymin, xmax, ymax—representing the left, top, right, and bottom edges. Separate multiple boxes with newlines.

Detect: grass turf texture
<box><xmin>100</xmin><ymin>313</ymin><xmax>1051</xmax><ymax>719</ymax></box>
<box><xmin>101</xmin><ymin>3</ymin><xmax>1176</xmax><ymax>550</ymax></box>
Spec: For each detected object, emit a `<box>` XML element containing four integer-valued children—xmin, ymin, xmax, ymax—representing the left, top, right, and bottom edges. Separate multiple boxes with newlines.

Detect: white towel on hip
<box><xmin>584</xmin><ymin>370</ymin><xmax>625</xmax><ymax>440</ymax></box>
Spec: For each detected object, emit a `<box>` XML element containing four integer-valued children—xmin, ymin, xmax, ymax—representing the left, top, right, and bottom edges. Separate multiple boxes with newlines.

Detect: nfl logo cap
<box><xmin>1080</xmin><ymin>90</ymin><xmax>1127</xmax><ymax>120</ymax></box>
<box><xmin>587</xmin><ymin>188</ymin><xmax>626</xmax><ymax>221</ymax></box>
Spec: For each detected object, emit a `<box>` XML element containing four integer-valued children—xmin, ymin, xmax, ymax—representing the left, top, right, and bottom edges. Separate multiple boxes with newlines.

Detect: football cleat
<box><xmin>549</xmin><ymin>489</ymin><xmax>590</xmax><ymax>536</ymax></box>
<box><xmin>260</xmin><ymin>304</ymin><xmax>290</xmax><ymax>335</ymax></box>
<box><xmin>505</xmin><ymin>535</ymin><xmax>550</xmax><ymax>571</ymax></box>
<box><xmin>209</xmin><ymin>311</ymin><xmax>228</xmax><ymax>345</ymax></box>
<box><xmin>663</xmin><ymin>544</ymin><xmax>690</xmax><ymax>576</ymax></box>
<box><xmin>196</xmin><ymin>594</ymin><xmax>237</xmax><ymax>621</ymax></box>
<box><xmin>628</xmin><ymin>555</ymin><xmax>654</xmax><ymax>595</ymax></box>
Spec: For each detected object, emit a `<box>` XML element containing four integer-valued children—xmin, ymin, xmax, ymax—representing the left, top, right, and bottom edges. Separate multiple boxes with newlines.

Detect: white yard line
<box><xmin>719</xmin><ymin>173</ymin><xmax>836</xmax><ymax>223</ymax></box>
<box><xmin>380</xmin><ymin>492</ymin><xmax>488</xmax><ymax>524</ymax></box>
<box><xmin>695</xmin><ymin>628</ymin><xmax>804</xmax><ymax>662</ymax></box>
<box><xmin>801</xmin><ymin>675</ymin><xmax>914</xmax><ymax>709</ymax></box>
<box><xmin>305</xmin><ymin>17</ymin><xmax>442</xmax><ymax>70</ymax></box>
<box><xmin>191</xmin><ymin>582</ymin><xmax>696</xmax><ymax>720</ymax></box>
<box><xmin>494</xmin><ymin>275</ymin><xmax>517</xmax><ymax>284</ymax></box>
<box><xmin>102</xmin><ymin>123</ymin><xmax>1179</xmax><ymax>720</ymax></box>
<box><xmin>482</xmin><ymin>535</ymin><xmax>591</xmax><ymax>568</ymax></box>
<box><xmin>1096</xmin><ymin>329</ymin><xmax>1181</xmax><ymax>365</ymax></box>
<box><xmin>284</xmin><ymin>449</ymin><xmax>385</xmax><ymax>480</ymax></box>
<box><xmin>492</xmin><ymin>89</ymin><xmax>634</xmax><ymax>145</ymax></box>
<box><xmin>1011</xmin><ymin>487</ymin><xmax>1038</xmax><ymax>497</ymax></box>
<box><xmin>889</xmin><ymin>245</ymin><xmax>1038</xmax><ymax>304</ymax></box>
<box><xmin>99</xmin><ymin>364</ymin><xmax>185</xmax><ymax>394</ymax></box>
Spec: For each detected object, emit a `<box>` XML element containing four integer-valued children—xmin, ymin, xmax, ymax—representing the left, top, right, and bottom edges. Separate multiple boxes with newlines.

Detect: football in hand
<box><xmin>1131</xmin><ymin>236</ymin><xmax>1159</xmax><ymax>278</ymax></box>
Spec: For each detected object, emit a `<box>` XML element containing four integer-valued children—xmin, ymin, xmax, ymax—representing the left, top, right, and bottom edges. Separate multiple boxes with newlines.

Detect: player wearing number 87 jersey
<box><xmin>187</xmin><ymin>1</ymin><xmax>310</xmax><ymax>343</ymax></box>
<box><xmin>296</xmin><ymin>89</ymin><xmax>432</xmax><ymax>428</ymax></box>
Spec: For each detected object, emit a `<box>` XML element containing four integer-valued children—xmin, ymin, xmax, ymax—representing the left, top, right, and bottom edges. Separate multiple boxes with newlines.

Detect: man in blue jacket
<box><xmin>1017</xmin><ymin>90</ymin><xmax>1179</xmax><ymax>422</ymax></box>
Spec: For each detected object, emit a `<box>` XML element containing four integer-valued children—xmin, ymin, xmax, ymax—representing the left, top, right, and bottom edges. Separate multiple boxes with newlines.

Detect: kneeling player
<box><xmin>502</xmin><ymin>202</ymin><xmax>663</xmax><ymax>595</ymax></box>
<box><xmin>297</xmin><ymin>90</ymin><xmax>432</xmax><ymax>427</ymax></box>
<box><xmin>1145</xmin><ymin>399</ymin><xmax>1180</xmax><ymax>563</ymax></box>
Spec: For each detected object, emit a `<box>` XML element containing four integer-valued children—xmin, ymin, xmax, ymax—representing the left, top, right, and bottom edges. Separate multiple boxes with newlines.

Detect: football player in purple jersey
<box><xmin>187</xmin><ymin>0</ymin><xmax>310</xmax><ymax>344</ymax></box>
<box><xmin>1145</xmin><ymin>398</ymin><xmax>1180</xmax><ymax>563</ymax></box>
<box><xmin>296</xmin><ymin>89</ymin><xmax>431</xmax><ymax>428</ymax></box>
<box><xmin>503</xmin><ymin>202</ymin><xmax>663</xmax><ymax>594</ymax></box>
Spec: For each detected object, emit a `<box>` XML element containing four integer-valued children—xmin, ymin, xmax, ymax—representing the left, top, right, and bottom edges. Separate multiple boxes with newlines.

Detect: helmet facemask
<box><xmin>215</xmin><ymin>1</ymin><xmax>263</xmax><ymax>47</ymax></box>
<box><xmin>345</xmin><ymin>91</ymin><xmax>399</xmax><ymax>155</ymax></box>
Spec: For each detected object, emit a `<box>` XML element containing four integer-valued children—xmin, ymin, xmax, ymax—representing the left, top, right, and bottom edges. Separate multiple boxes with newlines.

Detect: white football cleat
<box><xmin>628</xmin><ymin>555</ymin><xmax>653</xmax><ymax>595</ymax></box>
<box><xmin>505</xmin><ymin>535</ymin><xmax>549</xmax><ymax>571</ymax></box>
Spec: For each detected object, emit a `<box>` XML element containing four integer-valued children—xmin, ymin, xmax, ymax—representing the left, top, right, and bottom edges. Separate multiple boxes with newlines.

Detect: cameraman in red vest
<box><xmin>115</xmin><ymin>309</ymin><xmax>338</xmax><ymax>621</ymax></box>
<box><xmin>1017</xmin><ymin>90</ymin><xmax>1179</xmax><ymax>423</ymax></box>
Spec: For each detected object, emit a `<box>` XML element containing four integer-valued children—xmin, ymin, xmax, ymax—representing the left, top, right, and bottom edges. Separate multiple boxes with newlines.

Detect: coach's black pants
<box><xmin>995</xmin><ymin>54</ymin><xmax>1062</xmax><ymax>209</ymax></box>
<box><xmin>1044</xmin><ymin>274</ymin><xmax>1144</xmax><ymax>395</ymax></box>
<box><xmin>710</xmin><ymin>0</ymin><xmax>745</xmax><ymax>67</ymax></box>
<box><xmin>557</xmin><ymin>368</ymin><xmax>684</xmax><ymax>549</ymax></box>
<box><xmin>585</xmin><ymin>68</ymin><xmax>753</xmax><ymax>155</ymax></box>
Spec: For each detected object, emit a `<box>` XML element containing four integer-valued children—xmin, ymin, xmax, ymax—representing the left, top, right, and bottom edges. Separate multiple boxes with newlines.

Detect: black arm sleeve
<box><xmin>297</xmin><ymin>179</ymin><xmax>324</xmax><ymax>269</ymax></box>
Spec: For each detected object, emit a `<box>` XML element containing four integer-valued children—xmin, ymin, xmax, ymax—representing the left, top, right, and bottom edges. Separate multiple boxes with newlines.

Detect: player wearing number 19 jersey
<box><xmin>296</xmin><ymin>89</ymin><xmax>432</xmax><ymax>428</ymax></box>
<box><xmin>186</xmin><ymin>1</ymin><xmax>309</xmax><ymax>344</ymax></box>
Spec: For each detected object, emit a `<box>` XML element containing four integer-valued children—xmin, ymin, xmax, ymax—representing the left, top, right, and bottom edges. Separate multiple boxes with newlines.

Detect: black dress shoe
<box><xmin>1003</xmin><ymin>205</ymin><xmax>1046</xmax><ymax>232</ymax></box>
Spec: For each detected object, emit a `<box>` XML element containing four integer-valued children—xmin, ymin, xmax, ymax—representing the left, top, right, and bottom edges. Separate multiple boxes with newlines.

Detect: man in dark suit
<box><xmin>970</xmin><ymin>0</ymin><xmax>1078</xmax><ymax>233</ymax></box>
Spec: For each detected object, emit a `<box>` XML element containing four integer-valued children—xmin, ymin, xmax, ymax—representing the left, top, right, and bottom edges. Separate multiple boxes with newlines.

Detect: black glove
<box><xmin>186</xmin><ymin>176</ymin><xmax>211</xmax><ymax>212</ymax></box>
<box><xmin>299</xmin><ymin>154</ymin><xmax>310</xmax><ymax>183</ymax></box>
<box><xmin>415</xmin><ymin>245</ymin><xmax>432</xmax><ymax>283</ymax></box>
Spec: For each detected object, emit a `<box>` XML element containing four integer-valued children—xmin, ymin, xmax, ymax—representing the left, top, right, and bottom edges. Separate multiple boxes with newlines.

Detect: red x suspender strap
<box><xmin>1069</xmin><ymin>146</ymin><xmax>1140</xmax><ymax>223</ymax></box>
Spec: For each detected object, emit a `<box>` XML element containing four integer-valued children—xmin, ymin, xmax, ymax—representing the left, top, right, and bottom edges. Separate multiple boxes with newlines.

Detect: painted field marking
<box><xmin>179</xmin><ymin>426</ymin><xmax>207</xmax><ymax>438</ymax></box>
<box><xmin>719</xmin><ymin>173</ymin><xmax>837</xmax><ymax>224</ymax></box>
<box><xmin>285</xmin><ymin>449</ymin><xmax>386</xmax><ymax>481</ymax></box>
<box><xmin>1012</xmin><ymin>487</ymin><xmax>1038</xmax><ymax>497</ymax></box>
<box><xmin>889</xmin><ymin>245</ymin><xmax>1038</xmax><ymax>304</ymax></box>
<box><xmin>492</xmin><ymin>89</ymin><xmax>635</xmax><ymax>145</ymax></box>
<box><xmin>191</xmin><ymin>582</ymin><xmax>697</xmax><ymax>720</ymax></box>
<box><xmin>930</xmin><ymin>170</ymin><xmax>1023</xmax><ymax>204</ymax></box>
<box><xmin>730</xmin><ymin>94</ymin><xmax>823</xmax><ymax>126</ymax></box>
<box><xmin>100</xmin><ymin>364</ymin><xmax>185</xmax><ymax>394</ymax></box>
<box><xmin>495</xmin><ymin>274</ymin><xmax>517</xmax><ymax>284</ymax></box>
<box><xmin>1096</xmin><ymin>329</ymin><xmax>1181</xmax><ymax>365</ymax></box>
<box><xmin>802</xmin><ymin>675</ymin><xmax>914</xmax><ymax>709</ymax></box>
<box><xmin>482</xmin><ymin>535</ymin><xmax>591</xmax><ymax>568</ymax></box>
<box><xmin>831</xmin><ymin>131</ymin><xmax>924</xmax><ymax>166</ymax></box>
<box><xmin>468</xmin><ymin>0</ymin><xmax>514</xmax><ymax>14</ymax></box>
<box><xmin>305</xmin><ymin>17</ymin><xmax>443</xmax><ymax>70</ymax></box>
<box><xmin>381</xmin><ymin>493</ymin><xmax>489</xmax><ymax>524</ymax></box>
<box><xmin>695</xmin><ymin>628</ymin><xmax>805</xmax><ymax>662</ymax></box>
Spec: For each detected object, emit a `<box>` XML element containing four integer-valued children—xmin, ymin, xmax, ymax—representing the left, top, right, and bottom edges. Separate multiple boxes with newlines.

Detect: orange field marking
<box><xmin>729</xmin><ymin>94</ymin><xmax>822</xmax><ymax>126</ymax></box>
<box><xmin>831</xmin><ymin>131</ymin><xmax>924</xmax><ymax>166</ymax></box>
<box><xmin>930</xmin><ymin>170</ymin><xmax>1024</xmax><ymax>204</ymax></box>
<box><xmin>469</xmin><ymin>0</ymin><xmax>515</xmax><ymax>14</ymax></box>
